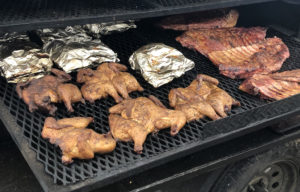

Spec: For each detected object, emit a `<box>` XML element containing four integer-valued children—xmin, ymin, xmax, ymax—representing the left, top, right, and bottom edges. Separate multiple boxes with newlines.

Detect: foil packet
<box><xmin>0</xmin><ymin>32</ymin><xmax>40</xmax><ymax>59</ymax></box>
<box><xmin>38</xmin><ymin>26</ymin><xmax>92</xmax><ymax>43</ymax></box>
<box><xmin>0</xmin><ymin>49</ymin><xmax>53</xmax><ymax>83</ymax></box>
<box><xmin>39</xmin><ymin>26</ymin><xmax>119</xmax><ymax>73</ymax></box>
<box><xmin>83</xmin><ymin>20</ymin><xmax>136</xmax><ymax>38</ymax></box>
<box><xmin>129</xmin><ymin>43</ymin><xmax>195</xmax><ymax>88</ymax></box>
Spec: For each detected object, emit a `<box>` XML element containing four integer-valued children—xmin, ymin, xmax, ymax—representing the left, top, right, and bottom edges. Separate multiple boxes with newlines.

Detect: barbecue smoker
<box><xmin>1</xmin><ymin>0</ymin><xmax>300</xmax><ymax>192</ymax></box>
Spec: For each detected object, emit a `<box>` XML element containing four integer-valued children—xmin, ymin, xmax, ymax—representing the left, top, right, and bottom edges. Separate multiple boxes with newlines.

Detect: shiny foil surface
<box><xmin>0</xmin><ymin>49</ymin><xmax>53</xmax><ymax>83</ymax></box>
<box><xmin>83</xmin><ymin>20</ymin><xmax>136</xmax><ymax>38</ymax></box>
<box><xmin>39</xmin><ymin>27</ymin><xmax>119</xmax><ymax>73</ymax></box>
<box><xmin>129</xmin><ymin>43</ymin><xmax>195</xmax><ymax>87</ymax></box>
<box><xmin>0</xmin><ymin>32</ymin><xmax>40</xmax><ymax>59</ymax></box>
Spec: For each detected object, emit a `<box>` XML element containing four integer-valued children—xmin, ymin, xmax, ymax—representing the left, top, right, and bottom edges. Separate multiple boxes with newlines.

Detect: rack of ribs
<box><xmin>176</xmin><ymin>27</ymin><xmax>289</xmax><ymax>79</ymax></box>
<box><xmin>176</xmin><ymin>27</ymin><xmax>267</xmax><ymax>56</ymax></box>
<box><xmin>208</xmin><ymin>37</ymin><xmax>290</xmax><ymax>79</ymax></box>
<box><xmin>239</xmin><ymin>69</ymin><xmax>300</xmax><ymax>100</ymax></box>
<box><xmin>159</xmin><ymin>9</ymin><xmax>239</xmax><ymax>31</ymax></box>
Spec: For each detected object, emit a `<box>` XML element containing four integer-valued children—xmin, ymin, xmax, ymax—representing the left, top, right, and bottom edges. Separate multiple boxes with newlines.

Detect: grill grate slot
<box><xmin>0</xmin><ymin>24</ymin><xmax>300</xmax><ymax>186</ymax></box>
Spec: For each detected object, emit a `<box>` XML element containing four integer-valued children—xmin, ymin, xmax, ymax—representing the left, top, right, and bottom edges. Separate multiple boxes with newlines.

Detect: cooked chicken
<box><xmin>77</xmin><ymin>63</ymin><xmax>143</xmax><ymax>103</ymax></box>
<box><xmin>57</xmin><ymin>84</ymin><xmax>85</xmax><ymax>112</ymax></box>
<box><xmin>42</xmin><ymin>117</ymin><xmax>116</xmax><ymax>164</ymax></box>
<box><xmin>159</xmin><ymin>9</ymin><xmax>239</xmax><ymax>31</ymax></box>
<box><xmin>16</xmin><ymin>69</ymin><xmax>83</xmax><ymax>115</ymax></box>
<box><xmin>109</xmin><ymin>96</ymin><xmax>186</xmax><ymax>153</ymax></box>
<box><xmin>169</xmin><ymin>74</ymin><xmax>240</xmax><ymax>121</ymax></box>
<box><xmin>239</xmin><ymin>69</ymin><xmax>300</xmax><ymax>100</ymax></box>
<box><xmin>77</xmin><ymin>68</ymin><xmax>123</xmax><ymax>103</ymax></box>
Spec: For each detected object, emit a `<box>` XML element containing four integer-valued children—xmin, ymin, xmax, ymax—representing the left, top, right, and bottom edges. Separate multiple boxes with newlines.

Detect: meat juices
<box><xmin>159</xmin><ymin>9</ymin><xmax>239</xmax><ymax>31</ymax></box>
<box><xmin>239</xmin><ymin>69</ymin><xmax>300</xmax><ymax>100</ymax></box>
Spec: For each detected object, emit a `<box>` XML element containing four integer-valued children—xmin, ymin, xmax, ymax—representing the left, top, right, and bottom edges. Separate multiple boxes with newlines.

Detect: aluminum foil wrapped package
<box><xmin>39</xmin><ymin>26</ymin><xmax>119</xmax><ymax>73</ymax></box>
<box><xmin>129</xmin><ymin>43</ymin><xmax>195</xmax><ymax>88</ymax></box>
<box><xmin>43</xmin><ymin>39</ymin><xmax>119</xmax><ymax>73</ymax></box>
<box><xmin>83</xmin><ymin>20</ymin><xmax>136</xmax><ymax>38</ymax></box>
<box><xmin>0</xmin><ymin>32</ymin><xmax>40</xmax><ymax>59</ymax></box>
<box><xmin>0</xmin><ymin>49</ymin><xmax>53</xmax><ymax>83</ymax></box>
<box><xmin>37</xmin><ymin>26</ymin><xmax>91</xmax><ymax>43</ymax></box>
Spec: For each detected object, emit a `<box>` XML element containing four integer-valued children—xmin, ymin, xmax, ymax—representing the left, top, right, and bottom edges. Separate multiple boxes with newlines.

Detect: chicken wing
<box><xmin>16</xmin><ymin>69</ymin><xmax>83</xmax><ymax>115</ymax></box>
<box><xmin>77</xmin><ymin>63</ymin><xmax>143</xmax><ymax>103</ymax></box>
<box><xmin>42</xmin><ymin>117</ymin><xmax>116</xmax><ymax>164</ymax></box>
<box><xmin>169</xmin><ymin>74</ymin><xmax>240</xmax><ymax>121</ymax></box>
<box><xmin>109</xmin><ymin>96</ymin><xmax>186</xmax><ymax>153</ymax></box>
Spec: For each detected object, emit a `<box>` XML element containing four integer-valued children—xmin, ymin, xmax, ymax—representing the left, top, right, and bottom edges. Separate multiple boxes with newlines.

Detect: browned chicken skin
<box><xmin>57</xmin><ymin>84</ymin><xmax>85</xmax><ymax>112</ymax></box>
<box><xmin>16</xmin><ymin>69</ymin><xmax>83</xmax><ymax>115</ymax></box>
<box><xmin>169</xmin><ymin>74</ymin><xmax>240</xmax><ymax>121</ymax></box>
<box><xmin>77</xmin><ymin>63</ymin><xmax>143</xmax><ymax>103</ymax></box>
<box><xmin>42</xmin><ymin>117</ymin><xmax>116</xmax><ymax>164</ymax></box>
<box><xmin>109</xmin><ymin>96</ymin><xmax>187</xmax><ymax>153</ymax></box>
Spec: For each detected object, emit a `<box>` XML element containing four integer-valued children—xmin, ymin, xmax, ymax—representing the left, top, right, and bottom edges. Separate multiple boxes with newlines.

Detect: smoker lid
<box><xmin>0</xmin><ymin>0</ymin><xmax>275</xmax><ymax>32</ymax></box>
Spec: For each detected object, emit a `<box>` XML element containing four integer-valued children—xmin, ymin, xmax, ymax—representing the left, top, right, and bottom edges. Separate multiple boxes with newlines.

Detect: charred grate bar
<box><xmin>1</xmin><ymin>25</ymin><xmax>300</xmax><ymax>192</ymax></box>
<box><xmin>0</xmin><ymin>0</ymin><xmax>275</xmax><ymax>32</ymax></box>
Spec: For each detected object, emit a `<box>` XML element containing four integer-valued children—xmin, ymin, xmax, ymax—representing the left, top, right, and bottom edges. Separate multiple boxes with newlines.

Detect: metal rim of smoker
<box><xmin>0</xmin><ymin>0</ymin><xmax>276</xmax><ymax>32</ymax></box>
<box><xmin>243</xmin><ymin>160</ymin><xmax>298</xmax><ymax>192</ymax></box>
<box><xmin>1</xmin><ymin>94</ymin><xmax>300</xmax><ymax>192</ymax></box>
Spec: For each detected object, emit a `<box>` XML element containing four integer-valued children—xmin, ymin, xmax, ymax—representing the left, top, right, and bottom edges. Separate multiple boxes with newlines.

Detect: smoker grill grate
<box><xmin>1</xmin><ymin>23</ymin><xmax>300</xmax><ymax>191</ymax></box>
<box><xmin>0</xmin><ymin>0</ymin><xmax>275</xmax><ymax>32</ymax></box>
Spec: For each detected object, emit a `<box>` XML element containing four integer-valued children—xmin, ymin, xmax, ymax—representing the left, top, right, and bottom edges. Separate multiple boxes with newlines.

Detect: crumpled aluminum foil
<box><xmin>38</xmin><ymin>26</ymin><xmax>92</xmax><ymax>43</ymax></box>
<box><xmin>0</xmin><ymin>49</ymin><xmax>53</xmax><ymax>83</ymax></box>
<box><xmin>129</xmin><ymin>43</ymin><xmax>195</xmax><ymax>87</ymax></box>
<box><xmin>83</xmin><ymin>20</ymin><xmax>136</xmax><ymax>38</ymax></box>
<box><xmin>39</xmin><ymin>26</ymin><xmax>119</xmax><ymax>73</ymax></box>
<box><xmin>0</xmin><ymin>32</ymin><xmax>40</xmax><ymax>59</ymax></box>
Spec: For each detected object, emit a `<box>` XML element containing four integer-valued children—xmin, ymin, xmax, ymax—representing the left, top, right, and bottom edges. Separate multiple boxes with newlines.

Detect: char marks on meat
<box><xmin>176</xmin><ymin>27</ymin><xmax>267</xmax><ymax>56</ymax></box>
<box><xmin>208</xmin><ymin>37</ymin><xmax>290</xmax><ymax>79</ymax></box>
<box><xmin>159</xmin><ymin>9</ymin><xmax>239</xmax><ymax>31</ymax></box>
<box><xmin>239</xmin><ymin>69</ymin><xmax>300</xmax><ymax>100</ymax></box>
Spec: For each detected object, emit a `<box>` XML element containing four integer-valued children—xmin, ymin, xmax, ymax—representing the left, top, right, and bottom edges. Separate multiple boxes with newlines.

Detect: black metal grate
<box><xmin>0</xmin><ymin>0</ymin><xmax>275</xmax><ymax>32</ymax></box>
<box><xmin>1</xmin><ymin>23</ymin><xmax>300</xmax><ymax>188</ymax></box>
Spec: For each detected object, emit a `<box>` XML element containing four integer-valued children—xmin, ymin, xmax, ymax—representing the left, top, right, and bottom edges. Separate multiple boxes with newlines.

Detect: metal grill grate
<box><xmin>0</xmin><ymin>0</ymin><xmax>275</xmax><ymax>32</ymax></box>
<box><xmin>0</xmin><ymin>24</ymin><xmax>300</xmax><ymax>188</ymax></box>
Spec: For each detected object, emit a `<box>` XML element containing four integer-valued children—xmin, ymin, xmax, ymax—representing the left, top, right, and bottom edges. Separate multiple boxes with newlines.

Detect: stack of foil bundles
<box><xmin>0</xmin><ymin>33</ymin><xmax>53</xmax><ymax>83</ymax></box>
<box><xmin>129</xmin><ymin>43</ymin><xmax>195</xmax><ymax>88</ymax></box>
<box><xmin>38</xmin><ymin>26</ymin><xmax>119</xmax><ymax>73</ymax></box>
<box><xmin>83</xmin><ymin>20</ymin><xmax>136</xmax><ymax>38</ymax></box>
